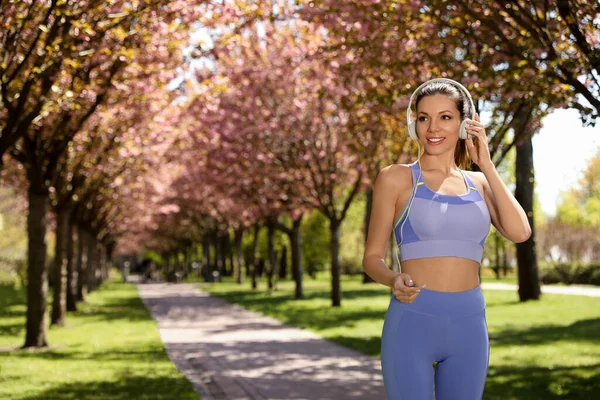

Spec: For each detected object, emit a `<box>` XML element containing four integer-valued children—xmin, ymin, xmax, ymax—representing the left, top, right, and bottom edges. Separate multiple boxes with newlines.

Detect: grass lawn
<box><xmin>0</xmin><ymin>276</ymin><xmax>198</xmax><ymax>400</ymax></box>
<box><xmin>200</xmin><ymin>274</ymin><xmax>600</xmax><ymax>400</ymax></box>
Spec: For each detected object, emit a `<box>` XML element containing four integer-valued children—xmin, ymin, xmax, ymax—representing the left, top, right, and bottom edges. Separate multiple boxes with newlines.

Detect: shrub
<box><xmin>539</xmin><ymin>262</ymin><xmax>600</xmax><ymax>286</ymax></box>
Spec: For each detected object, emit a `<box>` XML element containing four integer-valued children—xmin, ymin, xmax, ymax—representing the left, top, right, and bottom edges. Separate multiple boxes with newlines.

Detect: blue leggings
<box><xmin>381</xmin><ymin>286</ymin><xmax>490</xmax><ymax>400</ymax></box>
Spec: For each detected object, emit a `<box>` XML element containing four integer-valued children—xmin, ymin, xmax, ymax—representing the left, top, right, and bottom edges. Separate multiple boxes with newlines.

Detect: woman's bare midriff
<box><xmin>400</xmin><ymin>257</ymin><xmax>481</xmax><ymax>292</ymax></box>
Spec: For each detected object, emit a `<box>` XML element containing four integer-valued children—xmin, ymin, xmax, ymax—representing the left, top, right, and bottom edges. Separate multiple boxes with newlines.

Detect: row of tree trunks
<box><xmin>25</xmin><ymin>189</ymin><xmax>111</xmax><ymax>347</ymax></box>
<box><xmin>168</xmin><ymin>216</ymin><xmax>306</xmax><ymax>299</ymax></box>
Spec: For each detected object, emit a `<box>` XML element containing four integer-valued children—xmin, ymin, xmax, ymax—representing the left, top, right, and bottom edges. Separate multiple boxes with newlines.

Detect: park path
<box><xmin>136</xmin><ymin>282</ymin><xmax>386</xmax><ymax>400</ymax></box>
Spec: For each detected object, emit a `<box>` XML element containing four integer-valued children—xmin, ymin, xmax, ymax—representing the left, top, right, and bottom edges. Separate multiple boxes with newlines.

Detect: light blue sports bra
<box><xmin>393</xmin><ymin>161</ymin><xmax>491</xmax><ymax>264</ymax></box>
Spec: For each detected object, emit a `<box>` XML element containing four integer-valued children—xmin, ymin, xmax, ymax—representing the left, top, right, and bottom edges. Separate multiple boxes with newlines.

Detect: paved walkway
<box><xmin>136</xmin><ymin>283</ymin><xmax>386</xmax><ymax>400</ymax></box>
<box><xmin>481</xmin><ymin>282</ymin><xmax>600</xmax><ymax>297</ymax></box>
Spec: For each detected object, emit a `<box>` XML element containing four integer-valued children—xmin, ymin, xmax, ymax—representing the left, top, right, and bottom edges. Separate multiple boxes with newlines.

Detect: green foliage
<box><xmin>300</xmin><ymin>209</ymin><xmax>330</xmax><ymax>278</ymax></box>
<box><xmin>0</xmin><ymin>276</ymin><xmax>197</xmax><ymax>400</ymax></box>
<box><xmin>339</xmin><ymin>191</ymin><xmax>367</xmax><ymax>275</ymax></box>
<box><xmin>540</xmin><ymin>263</ymin><xmax>600</xmax><ymax>286</ymax></box>
<box><xmin>257</xmin><ymin>221</ymin><xmax>288</xmax><ymax>262</ymax></box>
<box><xmin>140</xmin><ymin>250</ymin><xmax>164</xmax><ymax>265</ymax></box>
<box><xmin>0</xmin><ymin>188</ymin><xmax>28</xmax><ymax>280</ymax></box>
<box><xmin>556</xmin><ymin>150</ymin><xmax>600</xmax><ymax>227</ymax></box>
<box><xmin>533</xmin><ymin>191</ymin><xmax>547</xmax><ymax>228</ymax></box>
<box><xmin>0</xmin><ymin>268</ymin><xmax>17</xmax><ymax>285</ymax></box>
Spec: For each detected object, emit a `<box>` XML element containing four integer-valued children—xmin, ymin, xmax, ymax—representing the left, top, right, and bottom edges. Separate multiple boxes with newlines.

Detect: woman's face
<box><xmin>415</xmin><ymin>94</ymin><xmax>462</xmax><ymax>152</ymax></box>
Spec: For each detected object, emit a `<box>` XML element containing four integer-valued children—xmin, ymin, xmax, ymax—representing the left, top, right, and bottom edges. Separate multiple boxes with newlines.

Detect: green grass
<box><xmin>0</xmin><ymin>276</ymin><xmax>198</xmax><ymax>400</ymax></box>
<box><xmin>200</xmin><ymin>274</ymin><xmax>600</xmax><ymax>400</ymax></box>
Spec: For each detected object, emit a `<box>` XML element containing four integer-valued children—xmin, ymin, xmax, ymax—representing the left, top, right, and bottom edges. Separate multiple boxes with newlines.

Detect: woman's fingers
<box><xmin>394</xmin><ymin>284</ymin><xmax>426</xmax><ymax>303</ymax></box>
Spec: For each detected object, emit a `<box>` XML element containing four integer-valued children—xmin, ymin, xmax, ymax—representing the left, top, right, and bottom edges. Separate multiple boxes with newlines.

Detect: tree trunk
<box><xmin>251</xmin><ymin>224</ymin><xmax>260</xmax><ymax>290</ymax></box>
<box><xmin>23</xmin><ymin>190</ymin><xmax>49</xmax><ymax>348</ymax></box>
<box><xmin>279</xmin><ymin>246</ymin><xmax>288</xmax><ymax>280</ymax></box>
<box><xmin>266</xmin><ymin>218</ymin><xmax>277</xmax><ymax>291</ymax></box>
<box><xmin>100</xmin><ymin>243</ymin><xmax>108</xmax><ymax>282</ymax></box>
<box><xmin>515</xmin><ymin>134</ymin><xmax>541</xmax><ymax>301</ymax></box>
<box><xmin>51</xmin><ymin>207</ymin><xmax>70</xmax><ymax>326</ymax></box>
<box><xmin>330</xmin><ymin>218</ymin><xmax>342</xmax><ymax>307</ymax></box>
<box><xmin>202</xmin><ymin>232</ymin><xmax>211</xmax><ymax>281</ymax></box>
<box><xmin>76</xmin><ymin>225</ymin><xmax>88</xmax><ymax>302</ymax></box>
<box><xmin>234</xmin><ymin>228</ymin><xmax>244</xmax><ymax>284</ymax></box>
<box><xmin>184</xmin><ymin>245</ymin><xmax>191</xmax><ymax>279</ymax></box>
<box><xmin>66</xmin><ymin>218</ymin><xmax>77</xmax><ymax>312</ymax></box>
<box><xmin>363</xmin><ymin>189</ymin><xmax>375</xmax><ymax>283</ymax></box>
<box><xmin>215</xmin><ymin>232</ymin><xmax>223</xmax><ymax>282</ymax></box>
<box><xmin>494</xmin><ymin>231</ymin><xmax>501</xmax><ymax>280</ymax></box>
<box><xmin>226</xmin><ymin>232</ymin><xmax>235</xmax><ymax>277</ymax></box>
<box><xmin>502</xmin><ymin>241</ymin><xmax>508</xmax><ymax>277</ymax></box>
<box><xmin>290</xmin><ymin>216</ymin><xmax>304</xmax><ymax>299</ymax></box>
<box><xmin>86</xmin><ymin>232</ymin><xmax>97</xmax><ymax>292</ymax></box>
<box><xmin>106</xmin><ymin>241</ymin><xmax>115</xmax><ymax>268</ymax></box>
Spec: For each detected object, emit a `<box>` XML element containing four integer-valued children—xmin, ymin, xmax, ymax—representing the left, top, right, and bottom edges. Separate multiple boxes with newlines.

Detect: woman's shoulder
<box><xmin>463</xmin><ymin>169</ymin><xmax>487</xmax><ymax>192</ymax></box>
<box><xmin>376</xmin><ymin>163</ymin><xmax>414</xmax><ymax>192</ymax></box>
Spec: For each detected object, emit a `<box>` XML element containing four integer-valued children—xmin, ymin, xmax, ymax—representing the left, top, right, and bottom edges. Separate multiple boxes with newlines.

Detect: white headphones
<box><xmin>406</xmin><ymin>78</ymin><xmax>477</xmax><ymax>141</ymax></box>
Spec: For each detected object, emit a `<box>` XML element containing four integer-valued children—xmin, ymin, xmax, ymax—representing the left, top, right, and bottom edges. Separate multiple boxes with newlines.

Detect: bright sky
<box><xmin>533</xmin><ymin>108</ymin><xmax>599</xmax><ymax>216</ymax></box>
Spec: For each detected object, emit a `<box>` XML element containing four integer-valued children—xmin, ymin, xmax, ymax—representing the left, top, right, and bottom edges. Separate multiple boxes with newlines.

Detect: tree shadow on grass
<box><xmin>0</xmin><ymin>284</ymin><xmax>25</xmax><ymax>310</ymax></box>
<box><xmin>0</xmin><ymin>346</ymin><xmax>171</xmax><ymax>363</ymax></box>
<box><xmin>490</xmin><ymin>318</ymin><xmax>600</xmax><ymax>346</ymax></box>
<box><xmin>73</xmin><ymin>296</ymin><xmax>152</xmax><ymax>323</ymax></box>
<box><xmin>0</xmin><ymin>322</ymin><xmax>25</xmax><ymax>338</ymax></box>
<box><xmin>325</xmin><ymin>335</ymin><xmax>382</xmax><ymax>357</ymax></box>
<box><xmin>16</xmin><ymin>373</ymin><xmax>198</xmax><ymax>400</ymax></box>
<box><xmin>484</xmin><ymin>363</ymin><xmax>600</xmax><ymax>400</ymax></box>
<box><xmin>0</xmin><ymin>285</ymin><xmax>26</xmax><ymax>340</ymax></box>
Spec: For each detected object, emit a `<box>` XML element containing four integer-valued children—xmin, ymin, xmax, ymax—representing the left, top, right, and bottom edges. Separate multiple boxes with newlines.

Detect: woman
<box><xmin>362</xmin><ymin>78</ymin><xmax>531</xmax><ymax>400</ymax></box>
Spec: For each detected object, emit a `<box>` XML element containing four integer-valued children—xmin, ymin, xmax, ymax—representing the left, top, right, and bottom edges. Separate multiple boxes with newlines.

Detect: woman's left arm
<box><xmin>465</xmin><ymin>113</ymin><xmax>532</xmax><ymax>243</ymax></box>
<box><xmin>476</xmin><ymin>164</ymin><xmax>532</xmax><ymax>243</ymax></box>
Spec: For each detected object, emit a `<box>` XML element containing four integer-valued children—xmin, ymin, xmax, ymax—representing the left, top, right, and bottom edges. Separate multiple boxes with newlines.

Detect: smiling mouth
<box><xmin>427</xmin><ymin>137</ymin><xmax>445</xmax><ymax>145</ymax></box>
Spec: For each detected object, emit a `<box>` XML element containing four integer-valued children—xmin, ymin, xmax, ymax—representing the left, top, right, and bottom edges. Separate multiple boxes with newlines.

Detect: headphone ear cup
<box><xmin>408</xmin><ymin>121</ymin><xmax>417</xmax><ymax>140</ymax></box>
<box><xmin>458</xmin><ymin>119</ymin><xmax>469</xmax><ymax>140</ymax></box>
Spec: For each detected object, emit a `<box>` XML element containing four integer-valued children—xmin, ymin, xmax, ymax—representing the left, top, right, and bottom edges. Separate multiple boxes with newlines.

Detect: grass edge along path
<box><xmin>200</xmin><ymin>275</ymin><xmax>600</xmax><ymax>400</ymax></box>
<box><xmin>0</xmin><ymin>275</ymin><xmax>199</xmax><ymax>400</ymax></box>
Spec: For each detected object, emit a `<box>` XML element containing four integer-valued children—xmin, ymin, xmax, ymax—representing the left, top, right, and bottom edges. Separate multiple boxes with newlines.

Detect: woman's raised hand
<box><xmin>392</xmin><ymin>273</ymin><xmax>426</xmax><ymax>303</ymax></box>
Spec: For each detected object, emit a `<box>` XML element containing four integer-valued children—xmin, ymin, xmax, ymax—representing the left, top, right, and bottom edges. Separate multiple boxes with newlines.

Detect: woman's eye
<box><xmin>418</xmin><ymin>115</ymin><xmax>451</xmax><ymax>121</ymax></box>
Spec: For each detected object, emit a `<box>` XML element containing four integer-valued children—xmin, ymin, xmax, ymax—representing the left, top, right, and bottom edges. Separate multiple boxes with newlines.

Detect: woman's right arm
<box><xmin>362</xmin><ymin>164</ymin><xmax>408</xmax><ymax>288</ymax></box>
<box><xmin>362</xmin><ymin>165</ymin><xmax>425</xmax><ymax>302</ymax></box>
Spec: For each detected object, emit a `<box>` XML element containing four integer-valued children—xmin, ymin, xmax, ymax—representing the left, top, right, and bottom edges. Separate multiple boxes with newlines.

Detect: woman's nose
<box><xmin>428</xmin><ymin>120</ymin><xmax>439</xmax><ymax>132</ymax></box>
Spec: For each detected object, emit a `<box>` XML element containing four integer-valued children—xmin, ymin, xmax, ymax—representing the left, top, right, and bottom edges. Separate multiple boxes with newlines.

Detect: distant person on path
<box><xmin>362</xmin><ymin>78</ymin><xmax>531</xmax><ymax>399</ymax></box>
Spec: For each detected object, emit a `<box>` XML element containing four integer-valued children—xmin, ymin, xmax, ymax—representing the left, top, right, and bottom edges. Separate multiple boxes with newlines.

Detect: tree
<box><xmin>2</xmin><ymin>1</ymin><xmax>205</xmax><ymax>348</ymax></box>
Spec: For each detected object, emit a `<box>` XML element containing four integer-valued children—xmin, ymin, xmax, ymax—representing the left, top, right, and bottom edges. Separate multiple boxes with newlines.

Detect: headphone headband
<box><xmin>406</xmin><ymin>78</ymin><xmax>477</xmax><ymax>140</ymax></box>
